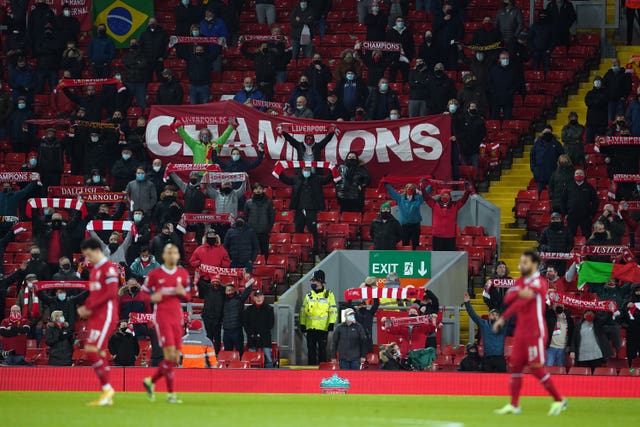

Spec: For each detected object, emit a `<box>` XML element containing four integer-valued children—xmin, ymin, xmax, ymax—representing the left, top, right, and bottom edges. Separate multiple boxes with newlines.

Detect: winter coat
<box><xmin>304</xmin><ymin>61</ymin><xmax>333</xmax><ymax>98</ymax></box>
<box><xmin>370</xmin><ymin>214</ymin><xmax>403</xmax><ymax>250</ymax></box>
<box><xmin>243</xmin><ymin>303</ymin><xmax>275</xmax><ymax>348</ymax></box>
<box><xmin>458</xmin><ymin>112</ymin><xmax>487</xmax><ymax>156</ymax></box>
<box><xmin>365</xmin><ymin>12</ymin><xmax>388</xmax><ymax>41</ymax></box>
<box><xmin>222</xmin><ymin>286</ymin><xmax>253</xmax><ymax>330</ymax></box>
<box><xmin>138</xmin><ymin>26</ymin><xmax>169</xmax><ymax>63</ymax></box>
<box><xmin>152</xmin><ymin>196</ymin><xmax>183</xmax><ymax>229</ymax></box>
<box><xmin>130</xmin><ymin>255</ymin><xmax>161</xmax><ymax>280</ymax></box>
<box><xmin>205</xmin><ymin>180</ymin><xmax>247</xmax><ymax>216</ymax></box>
<box><xmin>241</xmin><ymin>44</ymin><xmax>278</xmax><ymax>83</ymax></box>
<box><xmin>27</xmin><ymin>3</ymin><xmax>54</xmax><ymax>45</ymax></box>
<box><xmin>487</xmin><ymin>62</ymin><xmax>524</xmax><ymax>105</ymax></box>
<box><xmin>585</xmin><ymin>88</ymin><xmax>609</xmax><ymax>127</ymax></box>
<box><xmin>150</xmin><ymin>232</ymin><xmax>183</xmax><ymax>262</ymax></box>
<box><xmin>465</xmin><ymin>301</ymin><xmax>507</xmax><ymax>356</ymax></box>
<box><xmin>561</xmin><ymin>122</ymin><xmax>585</xmax><ymax>144</ymax></box>
<box><xmin>352</xmin><ymin>300</ymin><xmax>379</xmax><ymax>348</ymax></box>
<box><xmin>200</xmin><ymin>17</ymin><xmax>229</xmax><ymax>39</ymax></box>
<box><xmin>626</xmin><ymin>99</ymin><xmax>640</xmax><ymax>136</ymax></box>
<box><xmin>37</xmin><ymin>138</ymin><xmax>64</xmax><ymax>175</ymax></box>
<box><xmin>548</xmin><ymin>167</ymin><xmax>575</xmax><ymax>211</ymax></box>
<box><xmin>317</xmin><ymin>101</ymin><xmax>349</xmax><ymax>121</ymax></box>
<box><xmin>571</xmin><ymin>317</ymin><xmax>612</xmax><ymax>361</ymax></box>
<box><xmin>279</xmin><ymin>171</ymin><xmax>334</xmax><ymax>211</ymax></box>
<box><xmin>0</xmin><ymin>90</ymin><xmax>12</xmax><ymax>124</ymax></box>
<box><xmin>189</xmin><ymin>243</ymin><xmax>231</xmax><ymax>269</ymax></box>
<box><xmin>365</xmin><ymin>89</ymin><xmax>400</xmax><ymax>120</ymax></box>
<box><xmin>386</xmin><ymin>184</ymin><xmax>423</xmax><ymax>225</ymax></box>
<box><xmin>426</xmin><ymin>74</ymin><xmax>457</xmax><ymax>113</ymax></box>
<box><xmin>125</xmin><ymin>178</ymin><xmax>158</xmax><ymax>215</ymax></box>
<box><xmin>9</xmin><ymin>65</ymin><xmax>36</xmax><ymax>99</ymax></box>
<box><xmin>111</xmin><ymin>158</ymin><xmax>138</xmax><ymax>192</ymax></box>
<box><xmin>529</xmin><ymin>20</ymin><xmax>554</xmax><ymax>53</ymax></box>
<box><xmin>244</xmin><ymin>196</ymin><xmax>275</xmax><ymax>234</ymax></box>
<box><xmin>0</xmin><ymin>183</ymin><xmax>34</xmax><ymax>217</ymax></box>
<box><xmin>597</xmin><ymin>214</ymin><xmax>626</xmax><ymax>244</ymax></box>
<box><xmin>8</xmin><ymin>107</ymin><xmax>35</xmax><ymax>150</ymax></box>
<box><xmin>545</xmin><ymin>0</ymin><xmax>577</xmax><ymax>44</ymax></box>
<box><xmin>224</xmin><ymin>224</ymin><xmax>259</xmax><ymax>265</ymax></box>
<box><xmin>408</xmin><ymin>66</ymin><xmax>430</xmax><ymax>100</ymax></box>
<box><xmin>385</xmin><ymin>27</ymin><xmax>415</xmax><ymax>61</ymax></box>
<box><xmin>198</xmin><ymin>279</ymin><xmax>226</xmax><ymax>321</ymax></box>
<box><xmin>545</xmin><ymin>307</ymin><xmax>575</xmax><ymax>348</ymax></box>
<box><xmin>169</xmin><ymin>173</ymin><xmax>206</xmax><ymax>213</ymax></box>
<box><xmin>156</xmin><ymin>79</ymin><xmax>184</xmax><ymax>105</ymax></box>
<box><xmin>530</xmin><ymin>136</ymin><xmax>564</xmax><ymax>183</ymax></box>
<box><xmin>425</xmin><ymin>190</ymin><xmax>471</xmax><ymax>238</ymax></box>
<box><xmin>602</xmin><ymin>68</ymin><xmax>632</xmax><ymax>101</ymax></box>
<box><xmin>45</xmin><ymin>323</ymin><xmax>73</xmax><ymax>366</ymax></box>
<box><xmin>334</xmin><ymin>56</ymin><xmax>363</xmax><ymax>82</ymax></box>
<box><xmin>174</xmin><ymin>3</ymin><xmax>203</xmax><ymax>35</ymax></box>
<box><xmin>290</xmin><ymin>6</ymin><xmax>314</xmax><ymax>41</ymax></box>
<box><xmin>34</xmin><ymin>33</ymin><xmax>63</xmax><ymax>70</ymax></box>
<box><xmin>123</xmin><ymin>49</ymin><xmax>149</xmax><ymax>84</ymax></box>
<box><xmin>332</xmin><ymin>321</ymin><xmax>368</xmax><ymax>361</ymax></box>
<box><xmin>336</xmin><ymin>162</ymin><xmax>370</xmax><ymax>200</ymax></box>
<box><xmin>495</xmin><ymin>5</ymin><xmax>524</xmax><ymax>43</ymax></box>
<box><xmin>233</xmin><ymin>87</ymin><xmax>265</xmax><ymax>105</ymax></box>
<box><xmin>187</xmin><ymin>52</ymin><xmax>215</xmax><ymax>86</ymax></box>
<box><xmin>53</xmin><ymin>14</ymin><xmax>81</xmax><ymax>43</ymax></box>
<box><xmin>211</xmin><ymin>151</ymin><xmax>263</xmax><ymax>173</ymax></box>
<box><xmin>418</xmin><ymin>42</ymin><xmax>443</xmax><ymax>71</ymax></box>
<box><xmin>37</xmin><ymin>289</ymin><xmax>87</xmax><ymax>332</ymax></box>
<box><xmin>457</xmin><ymin>83</ymin><xmax>489</xmax><ymax>116</ymax></box>
<box><xmin>538</xmin><ymin>224</ymin><xmax>573</xmax><ymax>252</ymax></box>
<box><xmin>108</xmin><ymin>330</ymin><xmax>139</xmax><ymax>366</ymax></box>
<box><xmin>335</xmin><ymin>78</ymin><xmax>369</xmax><ymax>115</ymax></box>
<box><xmin>561</xmin><ymin>181</ymin><xmax>599</xmax><ymax>219</ymax></box>
<box><xmin>458</xmin><ymin>353</ymin><xmax>483</xmax><ymax>371</ymax></box>
<box><xmin>288</xmin><ymin>86</ymin><xmax>323</xmax><ymax>115</ymax></box>
<box><xmin>88</xmin><ymin>34</ymin><xmax>115</xmax><ymax>65</ymax></box>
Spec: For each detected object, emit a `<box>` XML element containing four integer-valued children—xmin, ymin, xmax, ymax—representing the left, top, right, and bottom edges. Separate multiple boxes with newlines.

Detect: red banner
<box><xmin>548</xmin><ymin>290</ymin><xmax>618</xmax><ymax>313</ymax></box>
<box><xmin>48</xmin><ymin>186</ymin><xmax>109</xmax><ymax>197</ymax></box>
<box><xmin>486</xmin><ymin>278</ymin><xmax>516</xmax><ymax>288</ymax></box>
<box><xmin>146</xmin><ymin>102</ymin><xmax>452</xmax><ymax>187</ymax></box>
<box><xmin>82</xmin><ymin>192</ymin><xmax>127</xmax><ymax>203</ymax></box>
<box><xmin>28</xmin><ymin>0</ymin><xmax>92</xmax><ymax>31</ymax></box>
<box><xmin>37</xmin><ymin>281</ymin><xmax>89</xmax><ymax>291</ymax></box>
<box><xmin>613</xmin><ymin>174</ymin><xmax>640</xmax><ymax>183</ymax></box>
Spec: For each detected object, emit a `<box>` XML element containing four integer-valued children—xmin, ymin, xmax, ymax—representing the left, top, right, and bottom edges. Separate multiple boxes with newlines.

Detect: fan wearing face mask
<box><xmin>152</xmin><ymin>185</ymin><xmax>184</xmax><ymax>231</ymax></box>
<box><xmin>422</xmin><ymin>182</ymin><xmax>473</xmax><ymax>251</ymax></box>
<box><xmin>209</xmin><ymin>143</ymin><xmax>264</xmax><ymax>178</ymax></box>
<box><xmin>370</xmin><ymin>202</ymin><xmax>402</xmax><ymax>250</ymax></box>
<box><xmin>189</xmin><ymin>227</ymin><xmax>231</xmax><ymax>272</ymax></box>
<box><xmin>530</xmin><ymin>125</ymin><xmax>564</xmax><ymax>195</ymax></box>
<box><xmin>36</xmin><ymin>128</ymin><xmax>64</xmax><ymax>188</ymax></box>
<box><xmin>385</xmin><ymin>182</ymin><xmax>424</xmax><ymax>249</ymax></box>
<box><xmin>584</xmin><ymin>76</ymin><xmax>609</xmax><ymax>143</ymax></box>
<box><xmin>111</xmin><ymin>146</ymin><xmax>138</xmax><ymax>192</ymax></box>
<box><xmin>560</xmin><ymin>169</ymin><xmax>599</xmax><ymax>240</ymax></box>
<box><xmin>205</xmin><ymin>174</ymin><xmax>248</xmax><ymax>220</ymax></box>
<box><xmin>280</xmin><ymin>123</ymin><xmax>336</xmax><ymax>162</ymax></box>
<box><xmin>385</xmin><ymin>17</ymin><xmax>414</xmax><ymax>83</ymax></box>
<box><xmin>171</xmin><ymin>116</ymin><xmax>238</xmax><ymax>165</ymax></box>
<box><xmin>88</xmin><ymin>230</ymin><xmax>134</xmax><ymax>266</ymax></box>
<box><xmin>585</xmin><ymin>221</ymin><xmax>613</xmax><ymax>262</ymax></box>
<box><xmin>538</xmin><ymin>212</ymin><xmax>572</xmax><ymax>275</ymax></box>
<box><xmin>570</xmin><ymin>310</ymin><xmax>612</xmax><ymax>370</ymax></box>
<box><xmin>38</xmin><ymin>284</ymin><xmax>88</xmax><ymax>334</ymax></box>
<box><xmin>336</xmin><ymin>151</ymin><xmax>371</xmax><ymax>212</ymax></box>
<box><xmin>223</xmin><ymin>215</ymin><xmax>259</xmax><ymax>272</ymax></box>
<box><xmin>32</xmin><ymin>211</ymin><xmax>80</xmax><ymax>277</ymax></box>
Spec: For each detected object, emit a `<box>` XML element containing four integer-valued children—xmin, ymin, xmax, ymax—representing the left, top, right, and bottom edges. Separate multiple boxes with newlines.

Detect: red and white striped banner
<box><xmin>613</xmin><ymin>174</ymin><xmax>640</xmax><ymax>183</ymax></box>
<box><xmin>272</xmin><ymin>161</ymin><xmax>341</xmax><ymax>182</ymax></box>
<box><xmin>0</xmin><ymin>171</ymin><xmax>40</xmax><ymax>182</ymax></box>
<box><xmin>343</xmin><ymin>287</ymin><xmax>426</xmax><ymax>301</ymax></box>
<box><xmin>26</xmin><ymin>198</ymin><xmax>87</xmax><ymax>218</ymax></box>
<box><xmin>548</xmin><ymin>290</ymin><xmax>618</xmax><ymax>313</ymax></box>
<box><xmin>177</xmin><ymin>213</ymin><xmax>232</xmax><ymax>233</ymax></box>
<box><xmin>168</xmin><ymin>35</ymin><xmax>227</xmax><ymax>48</ymax></box>
<box><xmin>385</xmin><ymin>314</ymin><xmax>438</xmax><ymax>327</ymax></box>
<box><xmin>86</xmin><ymin>220</ymin><xmax>137</xmax><ymax>241</ymax></box>
<box><xmin>37</xmin><ymin>281</ymin><xmax>89</xmax><ymax>291</ymax></box>
<box><xmin>163</xmin><ymin>163</ymin><xmax>222</xmax><ymax>181</ymax></box>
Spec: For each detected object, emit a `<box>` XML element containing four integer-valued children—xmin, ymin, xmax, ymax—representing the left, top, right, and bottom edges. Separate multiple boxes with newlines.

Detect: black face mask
<box><xmin>253</xmin><ymin>193</ymin><xmax>265</xmax><ymax>201</ymax></box>
<box><xmin>425</xmin><ymin>36</ymin><xmax>433</xmax><ymax>43</ymax></box>
<box><xmin>542</xmin><ymin>133</ymin><xmax>553</xmax><ymax>142</ymax></box>
<box><xmin>31</xmin><ymin>253</ymin><xmax>40</xmax><ymax>260</ymax></box>
<box><xmin>313</xmin><ymin>60</ymin><xmax>321</xmax><ymax>65</ymax></box>
<box><xmin>51</xmin><ymin>220</ymin><xmax>62</xmax><ymax>229</ymax></box>
<box><xmin>594</xmin><ymin>232</ymin><xmax>607</xmax><ymax>240</ymax></box>
<box><xmin>560</xmin><ymin>163</ymin><xmax>572</xmax><ymax>170</ymax></box>
<box><xmin>468</xmin><ymin>108</ymin><xmax>477</xmax><ymax>115</ymax></box>
<box><xmin>189</xmin><ymin>178</ymin><xmax>199</xmax><ymax>185</ymax></box>
<box><xmin>569</xmin><ymin>119</ymin><xmax>578</xmax><ymax>125</ymax></box>
<box><xmin>108</xmin><ymin>243</ymin><xmax>119</xmax><ymax>253</ymax></box>
<box><xmin>555</xmin><ymin>306</ymin><xmax>564</xmax><ymax>314</ymax></box>
<box><xmin>120</xmin><ymin>327</ymin><xmax>128</xmax><ymax>333</ymax></box>
<box><xmin>345</xmin><ymin>159</ymin><xmax>358</xmax><ymax>168</ymax></box>
<box><xmin>97</xmin><ymin>213</ymin><xmax>109</xmax><ymax>220</ymax></box>
<box><xmin>380</xmin><ymin>211</ymin><xmax>392</xmax><ymax>220</ymax></box>
<box><xmin>61</xmin><ymin>264</ymin><xmax>71</xmax><ymax>271</ymax></box>
<box><xmin>206</xmin><ymin>237</ymin><xmax>217</xmax><ymax>246</ymax></box>
<box><xmin>236</xmin><ymin>221</ymin><xmax>245</xmax><ymax>228</ymax></box>
<box><xmin>434</xmin><ymin>70</ymin><xmax>444</xmax><ymax>77</ymax></box>
<box><xmin>164</xmin><ymin>196</ymin><xmax>177</xmax><ymax>203</ymax></box>
<box><xmin>221</xmin><ymin>187</ymin><xmax>233</xmax><ymax>195</ymax></box>
<box><xmin>299</xmin><ymin>82</ymin><xmax>309</xmax><ymax>89</ymax></box>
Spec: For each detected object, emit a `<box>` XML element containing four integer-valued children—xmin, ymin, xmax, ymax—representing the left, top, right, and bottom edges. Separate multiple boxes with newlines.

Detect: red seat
<box><xmin>474</xmin><ymin>235</ymin><xmax>497</xmax><ymax>263</ymax></box>
<box><xmin>217</xmin><ymin>350</ymin><xmax>240</xmax><ymax>367</ymax></box>
<box><xmin>467</xmin><ymin>248</ymin><xmax>485</xmax><ymax>276</ymax></box>
<box><xmin>241</xmin><ymin>351</ymin><xmax>265</xmax><ymax>368</ymax></box>
<box><xmin>546</xmin><ymin>366</ymin><xmax>567</xmax><ymax>375</ymax></box>
<box><xmin>326</xmin><ymin>223</ymin><xmax>350</xmax><ymax>238</ymax></box>
<box><xmin>568</xmin><ymin>366</ymin><xmax>591</xmax><ymax>376</ymax></box>
<box><xmin>318</xmin><ymin>361</ymin><xmax>339</xmax><ymax>370</ymax></box>
<box><xmin>592</xmin><ymin>367</ymin><xmax>617</xmax><ymax>376</ymax></box>
<box><xmin>317</xmin><ymin>211</ymin><xmax>339</xmax><ymax>223</ymax></box>
<box><xmin>326</xmin><ymin>237</ymin><xmax>347</xmax><ymax>252</ymax></box>
<box><xmin>223</xmin><ymin>360</ymin><xmax>251</xmax><ymax>369</ymax></box>
<box><xmin>455</xmin><ymin>235</ymin><xmax>473</xmax><ymax>248</ymax></box>
<box><xmin>253</xmin><ymin>266</ymin><xmax>279</xmax><ymax>290</ymax></box>
<box><xmin>515</xmin><ymin>190</ymin><xmax>538</xmax><ymax>219</ymax></box>
<box><xmin>292</xmin><ymin>233</ymin><xmax>314</xmax><ymax>249</ymax></box>
<box><xmin>269</xmin><ymin>233</ymin><xmax>291</xmax><ymax>245</ymax></box>
<box><xmin>462</xmin><ymin>226</ymin><xmax>484</xmax><ymax>236</ymax></box>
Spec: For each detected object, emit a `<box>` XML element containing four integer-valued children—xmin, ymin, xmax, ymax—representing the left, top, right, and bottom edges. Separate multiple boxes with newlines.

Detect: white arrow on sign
<box><xmin>417</xmin><ymin>261</ymin><xmax>428</xmax><ymax>276</ymax></box>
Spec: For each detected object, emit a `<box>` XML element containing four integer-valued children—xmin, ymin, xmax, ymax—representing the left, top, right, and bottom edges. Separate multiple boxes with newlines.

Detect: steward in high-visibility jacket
<box><xmin>299</xmin><ymin>270</ymin><xmax>338</xmax><ymax>365</ymax></box>
<box><xmin>181</xmin><ymin>320</ymin><xmax>217</xmax><ymax>368</ymax></box>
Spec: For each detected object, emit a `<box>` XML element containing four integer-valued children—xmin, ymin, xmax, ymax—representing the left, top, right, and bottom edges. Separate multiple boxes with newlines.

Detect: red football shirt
<box><xmin>502</xmin><ymin>271</ymin><xmax>548</xmax><ymax>341</ymax></box>
<box><xmin>84</xmin><ymin>256</ymin><xmax>120</xmax><ymax>316</ymax></box>
<box><xmin>143</xmin><ymin>265</ymin><xmax>191</xmax><ymax>323</ymax></box>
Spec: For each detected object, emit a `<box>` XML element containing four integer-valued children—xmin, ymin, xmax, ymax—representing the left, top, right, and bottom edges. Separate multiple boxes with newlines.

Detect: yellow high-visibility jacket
<box><xmin>300</xmin><ymin>289</ymin><xmax>338</xmax><ymax>331</ymax></box>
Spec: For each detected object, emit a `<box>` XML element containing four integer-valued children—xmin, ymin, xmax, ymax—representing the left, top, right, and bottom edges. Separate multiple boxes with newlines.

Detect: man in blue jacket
<box><xmin>88</xmin><ymin>24</ymin><xmax>115</xmax><ymax>78</ymax></box>
<box><xmin>464</xmin><ymin>292</ymin><xmax>508</xmax><ymax>372</ymax></box>
<box><xmin>530</xmin><ymin>125</ymin><xmax>564</xmax><ymax>194</ymax></box>
<box><xmin>385</xmin><ymin>182</ymin><xmax>423</xmax><ymax>249</ymax></box>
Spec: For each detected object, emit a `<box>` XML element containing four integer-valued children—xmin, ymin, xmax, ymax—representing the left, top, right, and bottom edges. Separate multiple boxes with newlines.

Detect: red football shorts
<box><xmin>154</xmin><ymin>319</ymin><xmax>183</xmax><ymax>349</ymax></box>
<box><xmin>509</xmin><ymin>335</ymin><xmax>546</xmax><ymax>371</ymax></box>
<box><xmin>86</xmin><ymin>311</ymin><xmax>117</xmax><ymax>352</ymax></box>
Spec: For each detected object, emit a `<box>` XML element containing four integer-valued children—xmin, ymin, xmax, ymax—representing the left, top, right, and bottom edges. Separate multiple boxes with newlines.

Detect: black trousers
<box><xmin>627</xmin><ymin>7</ymin><xmax>639</xmax><ymax>45</ymax></box>
<box><xmin>294</xmin><ymin>209</ymin><xmax>319</xmax><ymax>254</ymax></box>
<box><xmin>627</xmin><ymin>332</ymin><xmax>639</xmax><ymax>367</ymax></box>
<box><xmin>338</xmin><ymin>198</ymin><xmax>363</xmax><ymax>213</ymax></box>
<box><xmin>483</xmin><ymin>355</ymin><xmax>507</xmax><ymax>373</ymax></box>
<box><xmin>401</xmin><ymin>223</ymin><xmax>420</xmax><ymax>249</ymax></box>
<box><xmin>433</xmin><ymin>236</ymin><xmax>456</xmax><ymax>251</ymax></box>
<box><xmin>567</xmin><ymin>215</ymin><xmax>592</xmax><ymax>240</ymax></box>
<box><xmin>256</xmin><ymin>232</ymin><xmax>270</xmax><ymax>260</ymax></box>
<box><xmin>306</xmin><ymin>329</ymin><xmax>328</xmax><ymax>365</ymax></box>
<box><xmin>203</xmin><ymin>317</ymin><xmax>223</xmax><ymax>354</ymax></box>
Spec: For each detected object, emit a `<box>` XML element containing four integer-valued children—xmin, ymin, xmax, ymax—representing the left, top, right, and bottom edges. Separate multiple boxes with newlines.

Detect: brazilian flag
<box><xmin>92</xmin><ymin>0</ymin><xmax>155</xmax><ymax>48</ymax></box>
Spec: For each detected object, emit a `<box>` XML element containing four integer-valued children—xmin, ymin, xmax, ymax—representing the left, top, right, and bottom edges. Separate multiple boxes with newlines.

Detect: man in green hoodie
<box><xmin>170</xmin><ymin>117</ymin><xmax>238</xmax><ymax>164</ymax></box>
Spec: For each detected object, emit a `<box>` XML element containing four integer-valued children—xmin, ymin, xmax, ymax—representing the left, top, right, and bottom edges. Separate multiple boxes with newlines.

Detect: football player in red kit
<box><xmin>142</xmin><ymin>243</ymin><xmax>190</xmax><ymax>403</ymax></box>
<box><xmin>77</xmin><ymin>238</ymin><xmax>120</xmax><ymax>407</ymax></box>
<box><xmin>492</xmin><ymin>250</ymin><xmax>568</xmax><ymax>416</ymax></box>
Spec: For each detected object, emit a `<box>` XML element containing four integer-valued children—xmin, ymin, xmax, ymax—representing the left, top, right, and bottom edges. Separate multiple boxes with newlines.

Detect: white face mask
<box><xmin>63</xmin><ymin>9</ymin><xmax>71</xmax><ymax>17</ymax></box>
<box><xmin>58</xmin><ymin>316</ymin><xmax>65</xmax><ymax>323</ymax></box>
<box><xmin>152</xmin><ymin>165</ymin><xmax>161</xmax><ymax>172</ymax></box>
<box><xmin>90</xmin><ymin>136</ymin><xmax>99</xmax><ymax>143</ymax></box>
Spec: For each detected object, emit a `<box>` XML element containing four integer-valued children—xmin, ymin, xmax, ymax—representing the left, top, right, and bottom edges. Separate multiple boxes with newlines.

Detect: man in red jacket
<box><xmin>0</xmin><ymin>305</ymin><xmax>30</xmax><ymax>365</ymax></box>
<box><xmin>422</xmin><ymin>183</ymin><xmax>473</xmax><ymax>251</ymax></box>
<box><xmin>189</xmin><ymin>227</ymin><xmax>231</xmax><ymax>276</ymax></box>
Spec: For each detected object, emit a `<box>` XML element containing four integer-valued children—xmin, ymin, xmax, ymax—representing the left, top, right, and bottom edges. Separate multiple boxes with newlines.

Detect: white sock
<box><xmin>102</xmin><ymin>384</ymin><xmax>112</xmax><ymax>391</ymax></box>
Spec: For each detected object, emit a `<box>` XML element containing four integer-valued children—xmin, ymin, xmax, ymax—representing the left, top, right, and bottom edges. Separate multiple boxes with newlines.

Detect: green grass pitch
<box><xmin>0</xmin><ymin>392</ymin><xmax>635</xmax><ymax>427</ymax></box>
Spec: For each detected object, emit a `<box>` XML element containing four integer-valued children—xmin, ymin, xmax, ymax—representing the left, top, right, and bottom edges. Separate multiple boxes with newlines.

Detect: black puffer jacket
<box><xmin>45</xmin><ymin>323</ymin><xmax>73</xmax><ymax>366</ymax></box>
<box><xmin>548</xmin><ymin>166</ymin><xmax>574</xmax><ymax>211</ymax></box>
<box><xmin>138</xmin><ymin>26</ymin><xmax>169</xmax><ymax>64</ymax></box>
<box><xmin>37</xmin><ymin>138</ymin><xmax>64</xmax><ymax>175</ymax></box>
<box><xmin>187</xmin><ymin>52</ymin><xmax>214</xmax><ymax>85</ymax></box>
<box><xmin>561</xmin><ymin>181</ymin><xmax>599</xmax><ymax>219</ymax></box>
<box><xmin>538</xmin><ymin>224</ymin><xmax>573</xmax><ymax>252</ymax></box>
<box><xmin>585</xmin><ymin>88</ymin><xmax>608</xmax><ymax>127</ymax></box>
<box><xmin>279</xmin><ymin>171</ymin><xmax>334</xmax><ymax>211</ymax></box>
<box><xmin>243</xmin><ymin>303</ymin><xmax>275</xmax><ymax>348</ymax></box>
<box><xmin>223</xmin><ymin>224</ymin><xmax>259</xmax><ymax>265</ymax></box>
<box><xmin>370</xmin><ymin>214</ymin><xmax>402</xmax><ymax>250</ymax></box>
<box><xmin>458</xmin><ymin>111</ymin><xmax>486</xmax><ymax>157</ymax></box>
<box><xmin>336</xmin><ymin>162</ymin><xmax>370</xmax><ymax>200</ymax></box>
<box><xmin>198</xmin><ymin>279</ymin><xmax>225</xmax><ymax>321</ymax></box>
<box><xmin>244</xmin><ymin>195</ymin><xmax>275</xmax><ymax>234</ymax></box>
<box><xmin>123</xmin><ymin>49</ymin><xmax>149</xmax><ymax>84</ymax></box>
<box><xmin>408</xmin><ymin>65</ymin><xmax>429</xmax><ymax>100</ymax></box>
<box><xmin>156</xmin><ymin>78</ymin><xmax>184</xmax><ymax>105</ymax></box>
<box><xmin>426</xmin><ymin>74</ymin><xmax>457</xmax><ymax>113</ymax></box>
<box><xmin>222</xmin><ymin>286</ymin><xmax>253</xmax><ymax>330</ymax></box>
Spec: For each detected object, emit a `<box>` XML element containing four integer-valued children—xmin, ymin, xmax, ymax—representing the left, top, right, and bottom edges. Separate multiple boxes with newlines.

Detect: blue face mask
<box><xmin>346</xmin><ymin>73</ymin><xmax>355</xmax><ymax>81</ymax></box>
<box><xmin>136</xmin><ymin>173</ymin><xmax>145</xmax><ymax>181</ymax></box>
<box><xmin>500</xmin><ymin>58</ymin><xmax>509</xmax><ymax>67</ymax></box>
<box><xmin>448</xmin><ymin>104</ymin><xmax>458</xmax><ymax>114</ymax></box>
<box><xmin>302</xmin><ymin>171</ymin><xmax>311</xmax><ymax>178</ymax></box>
<box><xmin>57</xmin><ymin>293</ymin><xmax>66</xmax><ymax>301</ymax></box>
<box><xmin>58</xmin><ymin>316</ymin><xmax>65</xmax><ymax>323</ymax></box>
<box><xmin>612</xmin><ymin>65</ymin><xmax>620</xmax><ymax>72</ymax></box>
<box><xmin>380</xmin><ymin>83</ymin><xmax>389</xmax><ymax>91</ymax></box>
<box><xmin>396</xmin><ymin>22</ymin><xmax>405</xmax><ymax>29</ymax></box>
<box><xmin>231</xmin><ymin>154</ymin><xmax>240</xmax><ymax>162</ymax></box>
<box><xmin>192</xmin><ymin>30</ymin><xmax>200</xmax><ymax>36</ymax></box>
<box><xmin>29</xmin><ymin>158</ymin><xmax>37</xmax><ymax>166</ymax></box>
<box><xmin>133</xmin><ymin>213</ymin><xmax>143</xmax><ymax>222</ymax></box>
<box><xmin>122</xmin><ymin>153</ymin><xmax>131</xmax><ymax>161</ymax></box>
<box><xmin>92</xmin><ymin>175</ymin><xmax>101</xmax><ymax>183</ymax></box>
<box><xmin>18</xmin><ymin>103</ymin><xmax>26</xmax><ymax>110</ymax></box>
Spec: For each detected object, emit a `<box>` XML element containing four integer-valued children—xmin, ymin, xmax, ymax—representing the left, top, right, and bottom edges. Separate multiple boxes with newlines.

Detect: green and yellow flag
<box><xmin>92</xmin><ymin>0</ymin><xmax>155</xmax><ymax>48</ymax></box>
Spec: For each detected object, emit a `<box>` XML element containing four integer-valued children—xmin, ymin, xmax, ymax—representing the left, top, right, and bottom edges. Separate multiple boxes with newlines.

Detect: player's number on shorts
<box><xmin>89</xmin><ymin>330</ymin><xmax>101</xmax><ymax>343</ymax></box>
<box><xmin>528</xmin><ymin>345</ymin><xmax>538</xmax><ymax>362</ymax></box>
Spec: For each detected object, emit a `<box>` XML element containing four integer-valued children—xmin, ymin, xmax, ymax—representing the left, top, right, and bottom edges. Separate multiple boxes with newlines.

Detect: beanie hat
<box><xmin>380</xmin><ymin>202</ymin><xmax>391</xmax><ymax>212</ymax></box>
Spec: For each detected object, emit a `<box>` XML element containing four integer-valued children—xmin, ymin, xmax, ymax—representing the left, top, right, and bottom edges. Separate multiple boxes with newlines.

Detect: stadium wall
<box><xmin>1</xmin><ymin>367</ymin><xmax>638</xmax><ymax>397</ymax></box>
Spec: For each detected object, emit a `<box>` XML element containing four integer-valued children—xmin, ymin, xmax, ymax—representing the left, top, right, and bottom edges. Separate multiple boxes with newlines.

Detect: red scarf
<box><xmin>54</xmin><ymin>78</ymin><xmax>126</xmax><ymax>94</ymax></box>
<box><xmin>85</xmin><ymin>220</ymin><xmax>138</xmax><ymax>241</ymax></box>
<box><xmin>48</xmin><ymin>186</ymin><xmax>109</xmax><ymax>197</ymax></box>
<box><xmin>272</xmin><ymin>161</ymin><xmax>341</xmax><ymax>182</ymax></box>
<box><xmin>37</xmin><ymin>281</ymin><xmax>89</xmax><ymax>291</ymax></box>
<box><xmin>177</xmin><ymin>213</ymin><xmax>232</xmax><ymax>233</ymax></box>
<box><xmin>278</xmin><ymin>123</ymin><xmax>333</xmax><ymax>134</ymax></box>
<box><xmin>344</xmin><ymin>287</ymin><xmax>426</xmax><ymax>301</ymax></box>
<box><xmin>81</xmin><ymin>192</ymin><xmax>128</xmax><ymax>203</ymax></box>
<box><xmin>23</xmin><ymin>284</ymin><xmax>39</xmax><ymax>319</ymax></box>
<box><xmin>359</xmin><ymin>40</ymin><xmax>403</xmax><ymax>53</ymax></box>
<box><xmin>163</xmin><ymin>163</ymin><xmax>222</xmax><ymax>181</ymax></box>
<box><xmin>238</xmin><ymin>34</ymin><xmax>291</xmax><ymax>49</ymax></box>
<box><xmin>0</xmin><ymin>171</ymin><xmax>40</xmax><ymax>182</ymax></box>
<box><xmin>548</xmin><ymin>290</ymin><xmax>618</xmax><ymax>313</ymax></box>
<box><xmin>26</xmin><ymin>198</ymin><xmax>88</xmax><ymax>218</ymax></box>
<box><xmin>168</xmin><ymin>35</ymin><xmax>227</xmax><ymax>48</ymax></box>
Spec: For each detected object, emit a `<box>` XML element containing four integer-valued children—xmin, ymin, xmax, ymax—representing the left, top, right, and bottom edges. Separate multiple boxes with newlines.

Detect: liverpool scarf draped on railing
<box><xmin>272</xmin><ymin>161</ymin><xmax>341</xmax><ymax>182</ymax></box>
<box><xmin>177</xmin><ymin>213</ymin><xmax>233</xmax><ymax>233</ymax></box>
<box><xmin>168</xmin><ymin>35</ymin><xmax>227</xmax><ymax>48</ymax></box>
<box><xmin>26</xmin><ymin>198</ymin><xmax>87</xmax><ymax>218</ymax></box>
<box><xmin>0</xmin><ymin>171</ymin><xmax>40</xmax><ymax>182</ymax></box>
<box><xmin>343</xmin><ymin>287</ymin><xmax>426</xmax><ymax>301</ymax></box>
<box><xmin>163</xmin><ymin>163</ymin><xmax>222</xmax><ymax>181</ymax></box>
